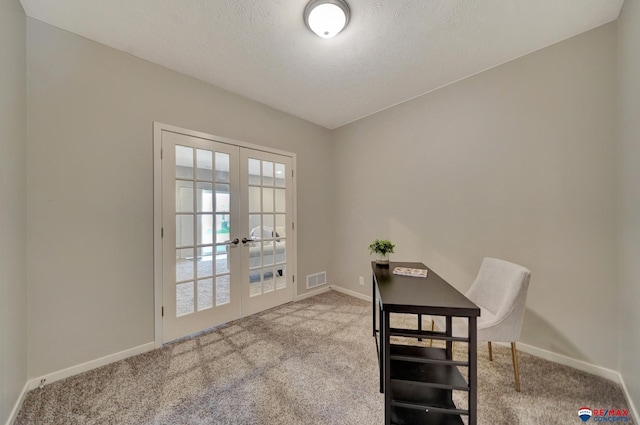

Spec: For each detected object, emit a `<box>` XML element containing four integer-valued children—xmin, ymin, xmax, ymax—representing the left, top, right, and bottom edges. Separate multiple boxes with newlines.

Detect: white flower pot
<box><xmin>376</xmin><ymin>253</ymin><xmax>390</xmax><ymax>264</ymax></box>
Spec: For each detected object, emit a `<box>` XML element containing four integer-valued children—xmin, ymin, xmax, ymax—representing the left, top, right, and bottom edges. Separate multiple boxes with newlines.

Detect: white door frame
<box><xmin>153</xmin><ymin>122</ymin><xmax>298</xmax><ymax>347</ymax></box>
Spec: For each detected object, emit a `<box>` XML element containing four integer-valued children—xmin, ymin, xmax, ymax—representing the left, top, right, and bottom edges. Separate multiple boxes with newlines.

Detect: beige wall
<box><xmin>0</xmin><ymin>0</ymin><xmax>27</xmax><ymax>422</ymax></box>
<box><xmin>26</xmin><ymin>18</ymin><xmax>334</xmax><ymax>378</ymax></box>
<box><xmin>332</xmin><ymin>23</ymin><xmax>618</xmax><ymax>369</ymax></box>
<box><xmin>617</xmin><ymin>0</ymin><xmax>640</xmax><ymax>410</ymax></box>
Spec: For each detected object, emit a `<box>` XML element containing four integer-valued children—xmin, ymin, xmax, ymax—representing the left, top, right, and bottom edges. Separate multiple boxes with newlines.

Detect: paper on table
<box><xmin>392</xmin><ymin>267</ymin><xmax>428</xmax><ymax>278</ymax></box>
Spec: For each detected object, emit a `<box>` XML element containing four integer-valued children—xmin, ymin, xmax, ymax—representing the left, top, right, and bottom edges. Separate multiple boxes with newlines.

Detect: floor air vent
<box><xmin>306</xmin><ymin>271</ymin><xmax>327</xmax><ymax>289</ymax></box>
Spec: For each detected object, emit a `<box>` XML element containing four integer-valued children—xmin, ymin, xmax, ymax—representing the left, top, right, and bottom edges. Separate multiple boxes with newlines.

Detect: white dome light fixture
<box><xmin>304</xmin><ymin>0</ymin><xmax>350</xmax><ymax>39</ymax></box>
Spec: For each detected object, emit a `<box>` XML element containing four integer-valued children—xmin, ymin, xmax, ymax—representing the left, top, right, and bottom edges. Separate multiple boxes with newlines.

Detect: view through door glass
<box><xmin>162</xmin><ymin>131</ymin><xmax>241</xmax><ymax>342</ymax></box>
<box><xmin>241</xmin><ymin>150</ymin><xmax>293</xmax><ymax>316</ymax></box>
<box><xmin>247</xmin><ymin>158</ymin><xmax>287</xmax><ymax>296</ymax></box>
<box><xmin>175</xmin><ymin>146</ymin><xmax>233</xmax><ymax>313</ymax></box>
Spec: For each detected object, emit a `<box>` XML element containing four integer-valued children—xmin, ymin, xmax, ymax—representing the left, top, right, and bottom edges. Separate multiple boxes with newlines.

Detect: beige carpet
<box><xmin>15</xmin><ymin>291</ymin><xmax>632</xmax><ymax>424</ymax></box>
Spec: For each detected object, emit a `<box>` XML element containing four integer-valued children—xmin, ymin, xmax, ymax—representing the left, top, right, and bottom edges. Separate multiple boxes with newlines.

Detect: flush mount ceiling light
<box><xmin>304</xmin><ymin>0</ymin><xmax>350</xmax><ymax>39</ymax></box>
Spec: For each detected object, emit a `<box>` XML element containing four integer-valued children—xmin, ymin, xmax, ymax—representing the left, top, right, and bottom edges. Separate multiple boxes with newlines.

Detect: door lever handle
<box><xmin>223</xmin><ymin>238</ymin><xmax>240</xmax><ymax>245</ymax></box>
<box><xmin>242</xmin><ymin>237</ymin><xmax>255</xmax><ymax>244</ymax></box>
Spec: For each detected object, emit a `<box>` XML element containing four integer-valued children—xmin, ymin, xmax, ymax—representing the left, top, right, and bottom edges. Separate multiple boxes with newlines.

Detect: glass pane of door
<box><xmin>162</xmin><ymin>130</ymin><xmax>241</xmax><ymax>342</ymax></box>
<box><xmin>240</xmin><ymin>150</ymin><xmax>293</xmax><ymax>317</ymax></box>
<box><xmin>245</xmin><ymin>159</ymin><xmax>287</xmax><ymax>297</ymax></box>
<box><xmin>178</xmin><ymin>144</ymin><xmax>235</xmax><ymax>315</ymax></box>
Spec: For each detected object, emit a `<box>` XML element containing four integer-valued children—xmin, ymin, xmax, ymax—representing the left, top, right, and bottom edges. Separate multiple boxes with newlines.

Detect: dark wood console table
<box><xmin>372</xmin><ymin>261</ymin><xmax>480</xmax><ymax>425</ymax></box>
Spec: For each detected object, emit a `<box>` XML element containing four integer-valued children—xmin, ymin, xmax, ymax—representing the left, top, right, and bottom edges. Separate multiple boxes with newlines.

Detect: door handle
<box><xmin>223</xmin><ymin>238</ymin><xmax>240</xmax><ymax>245</ymax></box>
<box><xmin>242</xmin><ymin>237</ymin><xmax>255</xmax><ymax>244</ymax></box>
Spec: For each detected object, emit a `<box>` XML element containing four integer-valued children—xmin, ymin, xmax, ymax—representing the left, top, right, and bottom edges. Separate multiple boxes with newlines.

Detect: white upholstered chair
<box><xmin>431</xmin><ymin>257</ymin><xmax>531</xmax><ymax>391</ymax></box>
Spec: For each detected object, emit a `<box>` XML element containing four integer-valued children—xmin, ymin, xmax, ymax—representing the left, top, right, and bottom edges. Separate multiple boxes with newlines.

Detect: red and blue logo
<box><xmin>579</xmin><ymin>407</ymin><xmax>593</xmax><ymax>422</ymax></box>
<box><xmin>578</xmin><ymin>406</ymin><xmax>629</xmax><ymax>422</ymax></box>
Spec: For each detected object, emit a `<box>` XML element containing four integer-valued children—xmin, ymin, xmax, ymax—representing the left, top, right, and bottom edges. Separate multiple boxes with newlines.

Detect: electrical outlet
<box><xmin>359</xmin><ymin>276</ymin><xmax>365</xmax><ymax>286</ymax></box>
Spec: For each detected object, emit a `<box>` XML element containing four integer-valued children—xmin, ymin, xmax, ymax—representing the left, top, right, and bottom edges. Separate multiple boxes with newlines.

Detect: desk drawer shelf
<box><xmin>390</xmin><ymin>345</ymin><xmax>468</xmax><ymax>390</ymax></box>
<box><xmin>390</xmin><ymin>328</ymin><xmax>469</xmax><ymax>343</ymax></box>
<box><xmin>391</xmin><ymin>407</ymin><xmax>465</xmax><ymax>425</ymax></box>
<box><xmin>390</xmin><ymin>344</ymin><xmax>469</xmax><ymax>368</ymax></box>
<box><xmin>389</xmin><ymin>347</ymin><xmax>469</xmax><ymax>425</ymax></box>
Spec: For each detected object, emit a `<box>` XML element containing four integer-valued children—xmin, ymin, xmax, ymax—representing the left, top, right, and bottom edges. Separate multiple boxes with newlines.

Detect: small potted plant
<box><xmin>369</xmin><ymin>239</ymin><xmax>395</xmax><ymax>265</ymax></box>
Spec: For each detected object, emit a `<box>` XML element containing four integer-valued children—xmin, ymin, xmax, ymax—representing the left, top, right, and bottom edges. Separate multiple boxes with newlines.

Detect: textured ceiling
<box><xmin>20</xmin><ymin>0</ymin><xmax>624</xmax><ymax>129</ymax></box>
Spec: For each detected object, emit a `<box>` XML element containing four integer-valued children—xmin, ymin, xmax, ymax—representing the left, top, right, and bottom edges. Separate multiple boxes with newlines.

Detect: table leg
<box><xmin>372</xmin><ymin>275</ymin><xmax>376</xmax><ymax>337</ymax></box>
<box><xmin>445</xmin><ymin>316</ymin><xmax>453</xmax><ymax>359</ymax></box>
<box><xmin>379</xmin><ymin>303</ymin><xmax>384</xmax><ymax>393</ymax></box>
<box><xmin>469</xmin><ymin>317</ymin><xmax>477</xmax><ymax>425</ymax></box>
<box><xmin>384</xmin><ymin>310</ymin><xmax>391</xmax><ymax>425</ymax></box>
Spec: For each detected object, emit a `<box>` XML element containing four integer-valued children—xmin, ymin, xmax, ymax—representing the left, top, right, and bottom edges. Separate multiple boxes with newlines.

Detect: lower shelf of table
<box><xmin>388</xmin><ymin>345</ymin><xmax>467</xmax><ymax>425</ymax></box>
<box><xmin>390</xmin><ymin>345</ymin><xmax>468</xmax><ymax>390</ymax></box>
<box><xmin>391</xmin><ymin>407</ymin><xmax>465</xmax><ymax>425</ymax></box>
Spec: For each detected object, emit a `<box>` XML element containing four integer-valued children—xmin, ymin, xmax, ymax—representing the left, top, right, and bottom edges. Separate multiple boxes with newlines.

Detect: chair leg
<box><xmin>511</xmin><ymin>342</ymin><xmax>521</xmax><ymax>392</ymax></box>
<box><xmin>488</xmin><ymin>341</ymin><xmax>493</xmax><ymax>361</ymax></box>
<box><xmin>429</xmin><ymin>320</ymin><xmax>434</xmax><ymax>347</ymax></box>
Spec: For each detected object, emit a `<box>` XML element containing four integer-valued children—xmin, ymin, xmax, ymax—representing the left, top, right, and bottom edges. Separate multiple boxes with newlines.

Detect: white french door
<box><xmin>240</xmin><ymin>149</ymin><xmax>293</xmax><ymax>317</ymax></box>
<box><xmin>162</xmin><ymin>131</ymin><xmax>242</xmax><ymax>342</ymax></box>
<box><xmin>160</xmin><ymin>128</ymin><xmax>294</xmax><ymax>342</ymax></box>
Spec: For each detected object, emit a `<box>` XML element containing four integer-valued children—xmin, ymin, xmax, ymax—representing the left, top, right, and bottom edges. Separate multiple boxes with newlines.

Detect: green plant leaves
<box><xmin>368</xmin><ymin>239</ymin><xmax>395</xmax><ymax>255</ymax></box>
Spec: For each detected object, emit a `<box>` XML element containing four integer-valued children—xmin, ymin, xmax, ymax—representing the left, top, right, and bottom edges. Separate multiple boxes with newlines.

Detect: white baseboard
<box><xmin>330</xmin><ymin>285</ymin><xmax>372</xmax><ymax>302</ymax></box>
<box><xmin>495</xmin><ymin>341</ymin><xmax>620</xmax><ymax>383</ymax></box>
<box><xmin>294</xmin><ymin>284</ymin><xmax>372</xmax><ymax>303</ymax></box>
<box><xmin>27</xmin><ymin>342</ymin><xmax>155</xmax><ymax>391</ymax></box>
<box><xmin>5</xmin><ymin>381</ymin><xmax>29</xmax><ymax>425</ymax></box>
<box><xmin>619</xmin><ymin>374</ymin><xmax>640</xmax><ymax>424</ymax></box>
<box><xmin>294</xmin><ymin>286</ymin><xmax>330</xmax><ymax>301</ymax></box>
